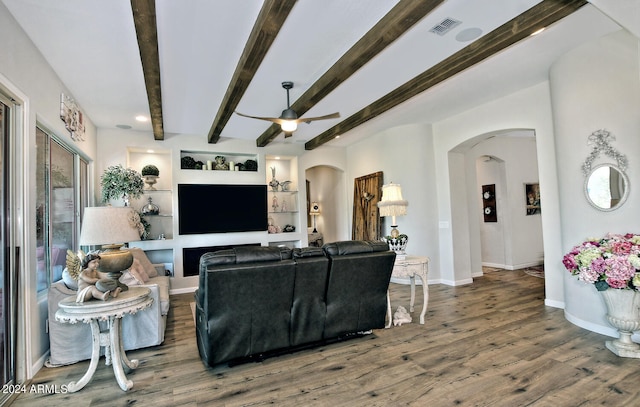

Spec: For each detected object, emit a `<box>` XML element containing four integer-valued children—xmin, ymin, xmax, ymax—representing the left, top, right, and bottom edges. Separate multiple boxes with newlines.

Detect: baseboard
<box><xmin>544</xmin><ymin>299</ymin><xmax>564</xmax><ymax>309</ymax></box>
<box><xmin>170</xmin><ymin>286</ymin><xmax>197</xmax><ymax>295</ymax></box>
<box><xmin>438</xmin><ymin>278</ymin><xmax>474</xmax><ymax>286</ymax></box>
<box><xmin>564</xmin><ymin>310</ymin><xmax>617</xmax><ymax>338</ymax></box>
<box><xmin>482</xmin><ymin>260</ymin><xmax>544</xmax><ymax>270</ymax></box>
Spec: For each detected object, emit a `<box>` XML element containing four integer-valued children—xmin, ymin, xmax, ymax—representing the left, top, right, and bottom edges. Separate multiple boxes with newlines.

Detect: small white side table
<box><xmin>55</xmin><ymin>286</ymin><xmax>153</xmax><ymax>392</ymax></box>
<box><xmin>386</xmin><ymin>255</ymin><xmax>429</xmax><ymax>327</ymax></box>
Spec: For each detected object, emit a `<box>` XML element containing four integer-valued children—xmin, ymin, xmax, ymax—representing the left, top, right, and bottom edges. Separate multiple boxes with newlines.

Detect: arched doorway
<box><xmin>304</xmin><ymin>165</ymin><xmax>346</xmax><ymax>244</ymax></box>
<box><xmin>449</xmin><ymin>129</ymin><xmax>544</xmax><ymax>280</ymax></box>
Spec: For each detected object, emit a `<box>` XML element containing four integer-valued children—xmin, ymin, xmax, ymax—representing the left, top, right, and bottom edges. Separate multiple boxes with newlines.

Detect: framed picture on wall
<box><xmin>525</xmin><ymin>183</ymin><xmax>541</xmax><ymax>215</ymax></box>
<box><xmin>481</xmin><ymin>184</ymin><xmax>497</xmax><ymax>222</ymax></box>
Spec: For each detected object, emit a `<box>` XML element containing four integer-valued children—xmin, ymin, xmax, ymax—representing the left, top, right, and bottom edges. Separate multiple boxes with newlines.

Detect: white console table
<box><xmin>386</xmin><ymin>255</ymin><xmax>429</xmax><ymax>327</ymax></box>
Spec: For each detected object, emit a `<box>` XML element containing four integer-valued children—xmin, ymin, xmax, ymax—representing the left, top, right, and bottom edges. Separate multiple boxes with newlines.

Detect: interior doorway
<box><xmin>304</xmin><ymin>165</ymin><xmax>346</xmax><ymax>245</ymax></box>
<box><xmin>449</xmin><ymin>129</ymin><xmax>544</xmax><ymax>281</ymax></box>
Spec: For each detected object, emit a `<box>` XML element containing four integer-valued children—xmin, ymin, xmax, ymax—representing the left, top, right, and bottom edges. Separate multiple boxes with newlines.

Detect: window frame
<box><xmin>35</xmin><ymin>124</ymin><xmax>90</xmax><ymax>292</ymax></box>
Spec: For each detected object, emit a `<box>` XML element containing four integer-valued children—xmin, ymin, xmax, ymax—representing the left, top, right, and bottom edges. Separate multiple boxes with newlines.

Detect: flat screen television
<box><xmin>178</xmin><ymin>184</ymin><xmax>268</xmax><ymax>234</ymax></box>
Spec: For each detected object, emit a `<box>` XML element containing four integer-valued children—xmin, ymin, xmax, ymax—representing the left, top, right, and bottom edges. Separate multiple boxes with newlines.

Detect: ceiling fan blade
<box><xmin>297</xmin><ymin>112</ymin><xmax>340</xmax><ymax>124</ymax></box>
<box><xmin>235</xmin><ymin>111</ymin><xmax>287</xmax><ymax>125</ymax></box>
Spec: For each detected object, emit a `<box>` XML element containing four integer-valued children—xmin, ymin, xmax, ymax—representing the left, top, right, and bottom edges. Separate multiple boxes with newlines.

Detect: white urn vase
<box><xmin>600</xmin><ymin>288</ymin><xmax>640</xmax><ymax>358</ymax></box>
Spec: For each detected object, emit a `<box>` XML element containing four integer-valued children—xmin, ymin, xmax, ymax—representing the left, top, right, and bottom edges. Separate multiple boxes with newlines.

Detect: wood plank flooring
<box><xmin>12</xmin><ymin>268</ymin><xmax>640</xmax><ymax>406</ymax></box>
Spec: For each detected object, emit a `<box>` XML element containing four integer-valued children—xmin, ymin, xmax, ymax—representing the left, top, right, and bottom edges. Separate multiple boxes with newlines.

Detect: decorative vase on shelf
<box><xmin>143</xmin><ymin>175</ymin><xmax>158</xmax><ymax>190</ymax></box>
<box><xmin>280</xmin><ymin>181</ymin><xmax>292</xmax><ymax>191</ymax></box>
<box><xmin>269</xmin><ymin>166</ymin><xmax>280</xmax><ymax>191</ymax></box>
<box><xmin>141</xmin><ymin>164</ymin><xmax>160</xmax><ymax>190</ymax></box>
<box><xmin>600</xmin><ymin>288</ymin><xmax>640</xmax><ymax>358</ymax></box>
<box><xmin>141</xmin><ymin>197</ymin><xmax>159</xmax><ymax>215</ymax></box>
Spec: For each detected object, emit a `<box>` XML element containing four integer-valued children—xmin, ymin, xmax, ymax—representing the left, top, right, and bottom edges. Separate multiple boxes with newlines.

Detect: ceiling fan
<box><xmin>236</xmin><ymin>81</ymin><xmax>340</xmax><ymax>138</ymax></box>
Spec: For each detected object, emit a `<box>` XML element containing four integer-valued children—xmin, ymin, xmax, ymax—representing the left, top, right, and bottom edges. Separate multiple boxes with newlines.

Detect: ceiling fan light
<box><xmin>281</xmin><ymin>120</ymin><xmax>297</xmax><ymax>132</ymax></box>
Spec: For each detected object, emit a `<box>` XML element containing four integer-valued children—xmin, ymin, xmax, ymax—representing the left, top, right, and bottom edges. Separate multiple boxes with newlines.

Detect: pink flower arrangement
<box><xmin>563</xmin><ymin>233</ymin><xmax>640</xmax><ymax>291</ymax></box>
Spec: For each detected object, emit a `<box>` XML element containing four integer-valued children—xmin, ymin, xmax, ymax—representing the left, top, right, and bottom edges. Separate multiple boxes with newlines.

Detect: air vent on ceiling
<box><xmin>429</xmin><ymin>18</ymin><xmax>462</xmax><ymax>36</ymax></box>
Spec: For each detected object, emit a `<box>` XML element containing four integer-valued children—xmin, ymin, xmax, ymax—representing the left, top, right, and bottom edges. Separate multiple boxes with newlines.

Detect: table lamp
<box><xmin>79</xmin><ymin>206</ymin><xmax>142</xmax><ymax>291</ymax></box>
<box><xmin>377</xmin><ymin>183</ymin><xmax>408</xmax><ymax>257</ymax></box>
<box><xmin>310</xmin><ymin>202</ymin><xmax>320</xmax><ymax>233</ymax></box>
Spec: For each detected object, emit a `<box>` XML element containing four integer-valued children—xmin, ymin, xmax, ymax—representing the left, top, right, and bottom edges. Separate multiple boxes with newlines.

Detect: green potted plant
<box><xmin>100</xmin><ymin>164</ymin><xmax>144</xmax><ymax>205</ymax></box>
<box><xmin>141</xmin><ymin>164</ymin><xmax>160</xmax><ymax>190</ymax></box>
<box><xmin>141</xmin><ymin>164</ymin><xmax>159</xmax><ymax>176</ymax></box>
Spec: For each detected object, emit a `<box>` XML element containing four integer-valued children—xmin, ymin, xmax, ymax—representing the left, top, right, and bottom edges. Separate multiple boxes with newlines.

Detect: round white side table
<box><xmin>55</xmin><ymin>286</ymin><xmax>153</xmax><ymax>392</ymax></box>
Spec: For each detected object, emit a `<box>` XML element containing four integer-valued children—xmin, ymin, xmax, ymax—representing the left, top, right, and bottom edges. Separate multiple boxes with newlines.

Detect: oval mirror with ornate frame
<box><xmin>584</xmin><ymin>164</ymin><xmax>629</xmax><ymax>211</ymax></box>
<box><xmin>581</xmin><ymin>129</ymin><xmax>629</xmax><ymax>212</ymax></box>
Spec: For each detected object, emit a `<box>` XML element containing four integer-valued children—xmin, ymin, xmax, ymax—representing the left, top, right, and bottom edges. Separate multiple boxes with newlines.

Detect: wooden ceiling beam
<box><xmin>208</xmin><ymin>0</ymin><xmax>297</xmax><ymax>144</ymax></box>
<box><xmin>304</xmin><ymin>0</ymin><xmax>588</xmax><ymax>150</ymax></box>
<box><xmin>131</xmin><ymin>0</ymin><xmax>164</xmax><ymax>140</ymax></box>
<box><xmin>256</xmin><ymin>0</ymin><xmax>445</xmax><ymax>147</ymax></box>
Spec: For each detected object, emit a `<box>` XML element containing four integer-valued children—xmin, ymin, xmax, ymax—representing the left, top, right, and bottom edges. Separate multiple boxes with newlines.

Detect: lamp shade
<box><xmin>309</xmin><ymin>202</ymin><xmax>321</xmax><ymax>216</ymax></box>
<box><xmin>79</xmin><ymin>206</ymin><xmax>141</xmax><ymax>246</ymax></box>
<box><xmin>377</xmin><ymin>183</ymin><xmax>408</xmax><ymax>217</ymax></box>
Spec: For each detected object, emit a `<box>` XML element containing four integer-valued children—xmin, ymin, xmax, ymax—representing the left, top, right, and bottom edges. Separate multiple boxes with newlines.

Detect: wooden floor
<box><xmin>12</xmin><ymin>268</ymin><xmax>640</xmax><ymax>406</ymax></box>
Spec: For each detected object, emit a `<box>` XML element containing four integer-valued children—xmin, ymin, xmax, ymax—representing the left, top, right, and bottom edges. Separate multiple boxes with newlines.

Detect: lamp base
<box><xmin>382</xmin><ymin>234</ymin><xmax>408</xmax><ymax>258</ymax></box>
<box><xmin>97</xmin><ymin>247</ymin><xmax>133</xmax><ymax>292</ymax></box>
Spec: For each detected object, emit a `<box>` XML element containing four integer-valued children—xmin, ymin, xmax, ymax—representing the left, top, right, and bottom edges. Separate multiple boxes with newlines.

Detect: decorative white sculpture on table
<box><xmin>393</xmin><ymin>305</ymin><xmax>412</xmax><ymax>326</ymax></box>
<box><xmin>66</xmin><ymin>250</ymin><xmax>120</xmax><ymax>303</ymax></box>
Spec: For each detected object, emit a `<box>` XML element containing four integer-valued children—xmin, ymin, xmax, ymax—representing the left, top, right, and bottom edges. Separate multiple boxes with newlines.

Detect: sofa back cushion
<box><xmin>290</xmin><ymin>247</ymin><xmax>329</xmax><ymax>346</ymax></box>
<box><xmin>322</xmin><ymin>240</ymin><xmax>395</xmax><ymax>338</ymax></box>
<box><xmin>322</xmin><ymin>240</ymin><xmax>389</xmax><ymax>256</ymax></box>
<box><xmin>197</xmin><ymin>246</ymin><xmax>296</xmax><ymax>366</ymax></box>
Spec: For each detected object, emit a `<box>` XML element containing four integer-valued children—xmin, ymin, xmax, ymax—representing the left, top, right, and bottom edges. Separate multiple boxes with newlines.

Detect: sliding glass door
<box><xmin>0</xmin><ymin>94</ymin><xmax>14</xmax><ymax>400</ymax></box>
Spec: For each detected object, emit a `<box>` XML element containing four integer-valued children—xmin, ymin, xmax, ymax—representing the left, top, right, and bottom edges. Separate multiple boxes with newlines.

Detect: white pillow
<box><xmin>119</xmin><ymin>270</ymin><xmax>140</xmax><ymax>286</ymax></box>
<box><xmin>61</xmin><ymin>268</ymin><xmax>78</xmax><ymax>290</ymax></box>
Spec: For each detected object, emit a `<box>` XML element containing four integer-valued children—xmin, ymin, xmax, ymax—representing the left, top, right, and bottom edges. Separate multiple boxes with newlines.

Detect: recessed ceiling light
<box><xmin>116</xmin><ymin>124</ymin><xmax>132</xmax><ymax>129</ymax></box>
<box><xmin>456</xmin><ymin>27</ymin><xmax>483</xmax><ymax>42</ymax></box>
<box><xmin>275</xmin><ymin>156</ymin><xmax>281</xmax><ymax>160</ymax></box>
<box><xmin>135</xmin><ymin>115</ymin><xmax>148</xmax><ymax>122</ymax></box>
<box><xmin>147</xmin><ymin>149</ymin><xmax>155</xmax><ymax>153</ymax></box>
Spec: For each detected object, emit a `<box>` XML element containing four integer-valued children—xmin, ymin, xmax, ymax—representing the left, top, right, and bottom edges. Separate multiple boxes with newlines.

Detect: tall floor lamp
<box><xmin>309</xmin><ymin>202</ymin><xmax>320</xmax><ymax>233</ymax></box>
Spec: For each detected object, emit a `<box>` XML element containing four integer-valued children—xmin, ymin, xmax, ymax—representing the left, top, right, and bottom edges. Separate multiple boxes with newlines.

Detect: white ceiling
<box><xmin>1</xmin><ymin>0</ymin><xmax>623</xmax><ymax>147</ymax></box>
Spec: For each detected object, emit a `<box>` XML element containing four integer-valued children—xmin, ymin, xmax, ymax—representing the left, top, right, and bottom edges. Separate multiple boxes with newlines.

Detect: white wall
<box><xmin>0</xmin><ymin>3</ymin><xmax>98</xmax><ymax>378</ymax></box>
<box><xmin>472</xmin><ymin>133</ymin><xmax>543</xmax><ymax>270</ymax></box>
<box><xmin>344</xmin><ymin>123</ymin><xmax>441</xmax><ymax>282</ymax></box>
<box><xmin>433</xmin><ymin>81</ymin><xmax>561</xmax><ymax>299</ymax></box>
<box><xmin>550</xmin><ymin>30</ymin><xmax>640</xmax><ymax>336</ymax></box>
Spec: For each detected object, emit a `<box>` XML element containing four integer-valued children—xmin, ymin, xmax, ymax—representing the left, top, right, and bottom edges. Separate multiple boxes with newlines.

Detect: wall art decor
<box><xmin>525</xmin><ymin>182</ymin><xmax>541</xmax><ymax>215</ymax></box>
<box><xmin>481</xmin><ymin>184</ymin><xmax>497</xmax><ymax>222</ymax></box>
<box><xmin>59</xmin><ymin>93</ymin><xmax>85</xmax><ymax>141</ymax></box>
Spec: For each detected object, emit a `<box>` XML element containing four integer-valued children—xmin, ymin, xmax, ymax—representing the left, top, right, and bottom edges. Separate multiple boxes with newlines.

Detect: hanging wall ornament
<box><xmin>581</xmin><ymin>129</ymin><xmax>628</xmax><ymax>176</ymax></box>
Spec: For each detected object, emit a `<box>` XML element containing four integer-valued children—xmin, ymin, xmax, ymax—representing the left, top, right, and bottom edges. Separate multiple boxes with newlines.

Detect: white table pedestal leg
<box><xmin>419</xmin><ymin>274</ymin><xmax>428</xmax><ymax>325</ymax></box>
<box><xmin>385</xmin><ymin>291</ymin><xmax>392</xmax><ymax>328</ymax></box>
<box><xmin>67</xmin><ymin>320</ymin><xmax>101</xmax><ymax>393</ymax></box>
<box><xmin>409</xmin><ymin>276</ymin><xmax>416</xmax><ymax>312</ymax></box>
<box><xmin>109</xmin><ymin>317</ymin><xmax>133</xmax><ymax>391</ymax></box>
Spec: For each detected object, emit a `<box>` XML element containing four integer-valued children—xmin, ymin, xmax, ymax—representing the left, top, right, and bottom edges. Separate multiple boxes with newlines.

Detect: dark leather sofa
<box><xmin>194</xmin><ymin>240</ymin><xmax>395</xmax><ymax>367</ymax></box>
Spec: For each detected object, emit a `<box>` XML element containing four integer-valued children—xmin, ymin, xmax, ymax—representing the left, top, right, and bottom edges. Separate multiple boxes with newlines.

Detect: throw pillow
<box><xmin>119</xmin><ymin>270</ymin><xmax>139</xmax><ymax>286</ymax></box>
<box><xmin>130</xmin><ymin>258</ymin><xmax>150</xmax><ymax>283</ymax></box>
<box><xmin>129</xmin><ymin>248</ymin><xmax>158</xmax><ymax>278</ymax></box>
<box><xmin>61</xmin><ymin>268</ymin><xmax>78</xmax><ymax>290</ymax></box>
